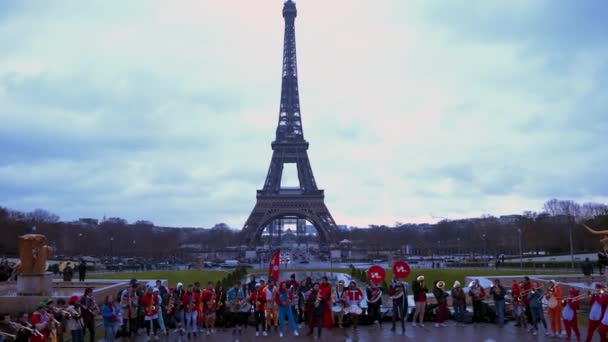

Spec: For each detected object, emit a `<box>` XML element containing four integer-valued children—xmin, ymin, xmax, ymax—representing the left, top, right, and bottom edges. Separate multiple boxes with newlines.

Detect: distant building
<box><xmin>79</xmin><ymin>218</ymin><xmax>98</xmax><ymax>225</ymax></box>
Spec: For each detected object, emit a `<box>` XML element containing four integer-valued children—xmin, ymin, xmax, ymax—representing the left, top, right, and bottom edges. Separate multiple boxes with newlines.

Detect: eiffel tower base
<box><xmin>241</xmin><ymin>195</ymin><xmax>337</xmax><ymax>246</ymax></box>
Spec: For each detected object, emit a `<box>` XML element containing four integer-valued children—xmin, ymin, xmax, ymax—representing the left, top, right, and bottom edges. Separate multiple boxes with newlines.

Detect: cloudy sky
<box><xmin>1</xmin><ymin>0</ymin><xmax>607</xmax><ymax>228</ymax></box>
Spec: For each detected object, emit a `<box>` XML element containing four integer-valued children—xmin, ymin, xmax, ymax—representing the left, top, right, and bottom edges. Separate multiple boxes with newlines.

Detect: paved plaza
<box><xmin>116</xmin><ymin>322</ymin><xmax>600</xmax><ymax>342</ymax></box>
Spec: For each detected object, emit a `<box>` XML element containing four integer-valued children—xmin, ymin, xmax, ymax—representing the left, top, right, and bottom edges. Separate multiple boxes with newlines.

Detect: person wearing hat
<box><xmin>66</xmin><ymin>295</ymin><xmax>84</xmax><ymax>342</ymax></box>
<box><xmin>451</xmin><ymin>281</ymin><xmax>466</xmax><ymax>326</ymax></box>
<box><xmin>172</xmin><ymin>282</ymin><xmax>185</xmax><ymax>335</ymax></box>
<box><xmin>331</xmin><ymin>280</ymin><xmax>346</xmax><ymax>328</ymax></box>
<box><xmin>142</xmin><ymin>286</ymin><xmax>160</xmax><ymax>340</ymax></box>
<box><xmin>562</xmin><ymin>288</ymin><xmax>581</xmax><ymax>341</ymax></box>
<box><xmin>412</xmin><ymin>275</ymin><xmax>428</xmax><ymax>327</ymax></box>
<box><xmin>31</xmin><ymin>299</ymin><xmax>53</xmax><ymax>342</ymax></box>
<box><xmin>545</xmin><ymin>279</ymin><xmax>563</xmax><ymax>337</ymax></box>
<box><xmin>433</xmin><ymin>280</ymin><xmax>449</xmax><ymax>328</ymax></box>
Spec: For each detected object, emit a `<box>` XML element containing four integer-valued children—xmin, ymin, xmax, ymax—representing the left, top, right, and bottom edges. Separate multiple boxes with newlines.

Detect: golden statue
<box><xmin>583</xmin><ymin>224</ymin><xmax>608</xmax><ymax>253</ymax></box>
<box><xmin>16</xmin><ymin>234</ymin><xmax>53</xmax><ymax>275</ymax></box>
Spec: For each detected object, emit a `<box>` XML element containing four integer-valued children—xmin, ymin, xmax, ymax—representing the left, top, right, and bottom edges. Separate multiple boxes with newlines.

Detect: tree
<box><xmin>27</xmin><ymin>209</ymin><xmax>60</xmax><ymax>223</ymax></box>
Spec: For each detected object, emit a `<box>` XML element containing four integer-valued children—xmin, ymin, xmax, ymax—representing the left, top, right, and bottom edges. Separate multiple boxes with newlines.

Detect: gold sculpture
<box><xmin>583</xmin><ymin>224</ymin><xmax>608</xmax><ymax>253</ymax></box>
<box><xmin>16</xmin><ymin>234</ymin><xmax>53</xmax><ymax>275</ymax></box>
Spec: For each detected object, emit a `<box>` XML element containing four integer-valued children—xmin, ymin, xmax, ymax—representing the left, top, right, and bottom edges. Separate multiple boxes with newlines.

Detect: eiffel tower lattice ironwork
<box><xmin>241</xmin><ymin>0</ymin><xmax>338</xmax><ymax>246</ymax></box>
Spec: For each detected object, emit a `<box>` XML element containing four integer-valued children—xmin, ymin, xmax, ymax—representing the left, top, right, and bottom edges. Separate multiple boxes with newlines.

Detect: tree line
<box><xmin>1</xmin><ymin>199</ymin><xmax>607</xmax><ymax>258</ymax></box>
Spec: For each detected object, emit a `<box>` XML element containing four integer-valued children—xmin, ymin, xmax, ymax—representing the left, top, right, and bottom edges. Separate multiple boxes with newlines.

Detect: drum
<box><xmin>331</xmin><ymin>304</ymin><xmax>344</xmax><ymax>314</ymax></box>
<box><xmin>348</xmin><ymin>304</ymin><xmax>362</xmax><ymax>315</ymax></box>
<box><xmin>547</xmin><ymin>296</ymin><xmax>558</xmax><ymax>309</ymax></box>
<box><xmin>240</xmin><ymin>303</ymin><xmax>252</xmax><ymax>313</ymax></box>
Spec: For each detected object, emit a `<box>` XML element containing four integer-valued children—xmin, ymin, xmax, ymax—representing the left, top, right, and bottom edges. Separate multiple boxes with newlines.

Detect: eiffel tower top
<box><xmin>275</xmin><ymin>0</ymin><xmax>304</xmax><ymax>145</ymax></box>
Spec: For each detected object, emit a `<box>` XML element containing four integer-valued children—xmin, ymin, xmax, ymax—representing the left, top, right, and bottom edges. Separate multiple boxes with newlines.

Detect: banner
<box><xmin>392</xmin><ymin>260</ymin><xmax>411</xmax><ymax>279</ymax></box>
<box><xmin>368</xmin><ymin>265</ymin><xmax>386</xmax><ymax>284</ymax></box>
<box><xmin>269</xmin><ymin>250</ymin><xmax>280</xmax><ymax>282</ymax></box>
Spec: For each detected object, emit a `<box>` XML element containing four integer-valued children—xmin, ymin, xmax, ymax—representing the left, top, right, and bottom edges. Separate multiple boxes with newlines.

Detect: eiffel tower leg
<box><xmin>241</xmin><ymin>197</ymin><xmax>337</xmax><ymax>247</ymax></box>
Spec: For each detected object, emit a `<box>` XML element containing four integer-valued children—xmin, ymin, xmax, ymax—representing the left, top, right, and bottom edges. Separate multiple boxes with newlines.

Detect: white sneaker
<box><xmin>263</xmin><ymin>331</ymin><xmax>268</xmax><ymax>336</ymax></box>
<box><xmin>279</xmin><ymin>332</ymin><xmax>284</xmax><ymax>337</ymax></box>
<box><xmin>256</xmin><ymin>332</ymin><xmax>259</xmax><ymax>337</ymax></box>
<box><xmin>412</xmin><ymin>323</ymin><xmax>417</xmax><ymax>327</ymax></box>
<box><xmin>420</xmin><ymin>323</ymin><xmax>425</xmax><ymax>328</ymax></box>
<box><xmin>440</xmin><ymin>323</ymin><xmax>447</xmax><ymax>327</ymax></box>
<box><xmin>435</xmin><ymin>323</ymin><xmax>439</xmax><ymax>328</ymax></box>
<box><xmin>294</xmin><ymin>331</ymin><xmax>299</xmax><ymax>336</ymax></box>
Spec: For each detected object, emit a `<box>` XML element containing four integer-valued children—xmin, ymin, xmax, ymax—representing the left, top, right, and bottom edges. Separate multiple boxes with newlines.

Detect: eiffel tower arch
<box><xmin>241</xmin><ymin>0</ymin><xmax>338</xmax><ymax>246</ymax></box>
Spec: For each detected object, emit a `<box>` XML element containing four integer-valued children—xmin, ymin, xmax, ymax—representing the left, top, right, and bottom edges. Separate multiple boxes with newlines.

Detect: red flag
<box><xmin>269</xmin><ymin>250</ymin><xmax>280</xmax><ymax>282</ymax></box>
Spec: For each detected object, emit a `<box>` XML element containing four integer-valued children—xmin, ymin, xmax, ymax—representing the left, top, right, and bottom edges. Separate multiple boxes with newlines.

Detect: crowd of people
<box><xmin>4</xmin><ymin>273</ymin><xmax>608</xmax><ymax>341</ymax></box>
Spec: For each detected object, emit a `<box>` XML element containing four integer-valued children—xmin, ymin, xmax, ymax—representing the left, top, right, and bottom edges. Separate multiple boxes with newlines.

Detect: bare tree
<box><xmin>27</xmin><ymin>209</ymin><xmax>60</xmax><ymax>223</ymax></box>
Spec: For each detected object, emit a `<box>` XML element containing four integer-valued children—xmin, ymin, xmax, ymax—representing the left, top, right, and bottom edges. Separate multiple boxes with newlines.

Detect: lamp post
<box><xmin>518</xmin><ymin>228</ymin><xmax>523</xmax><ymax>270</ymax></box>
<box><xmin>77</xmin><ymin>233</ymin><xmax>83</xmax><ymax>256</ymax></box>
<box><xmin>109</xmin><ymin>237</ymin><xmax>114</xmax><ymax>257</ymax></box>
<box><xmin>569</xmin><ymin>216</ymin><xmax>575</xmax><ymax>269</ymax></box>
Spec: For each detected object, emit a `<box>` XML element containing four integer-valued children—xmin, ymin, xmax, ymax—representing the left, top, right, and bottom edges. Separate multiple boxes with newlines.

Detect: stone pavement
<box><xmin>115</xmin><ymin>322</ymin><xmax>601</xmax><ymax>342</ymax></box>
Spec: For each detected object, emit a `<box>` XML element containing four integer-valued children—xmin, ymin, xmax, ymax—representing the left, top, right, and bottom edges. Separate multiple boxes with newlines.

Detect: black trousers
<box><xmin>472</xmin><ymin>300</ymin><xmax>484</xmax><ymax>322</ymax></box>
<box><xmin>391</xmin><ymin>302</ymin><xmax>405</xmax><ymax>330</ymax></box>
<box><xmin>146</xmin><ymin>319</ymin><xmax>159</xmax><ymax>336</ymax></box>
<box><xmin>309</xmin><ymin>314</ymin><xmax>323</xmax><ymax>337</ymax></box>
<box><xmin>368</xmin><ymin>304</ymin><xmax>382</xmax><ymax>324</ymax></box>
<box><xmin>254</xmin><ymin>311</ymin><xmax>265</xmax><ymax>332</ymax></box>
<box><xmin>83</xmin><ymin>318</ymin><xmax>95</xmax><ymax>342</ymax></box>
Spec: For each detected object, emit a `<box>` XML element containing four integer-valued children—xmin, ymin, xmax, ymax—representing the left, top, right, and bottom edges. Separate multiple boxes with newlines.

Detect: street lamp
<box><xmin>518</xmin><ymin>228</ymin><xmax>523</xmax><ymax>270</ymax></box>
<box><xmin>109</xmin><ymin>237</ymin><xmax>114</xmax><ymax>257</ymax></box>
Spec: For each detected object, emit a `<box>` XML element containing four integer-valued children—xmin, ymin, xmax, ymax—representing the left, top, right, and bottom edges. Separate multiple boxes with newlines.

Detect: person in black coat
<box><xmin>78</xmin><ymin>260</ymin><xmax>87</xmax><ymax>282</ymax></box>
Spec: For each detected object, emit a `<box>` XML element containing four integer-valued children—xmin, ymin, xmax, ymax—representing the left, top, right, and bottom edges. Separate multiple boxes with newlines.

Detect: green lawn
<box><xmin>251</xmin><ymin>268</ymin><xmax>569</xmax><ymax>289</ymax></box>
<box><xmin>87</xmin><ymin>268</ymin><xmax>568</xmax><ymax>290</ymax></box>
<box><xmin>87</xmin><ymin>270</ymin><xmax>229</xmax><ymax>287</ymax></box>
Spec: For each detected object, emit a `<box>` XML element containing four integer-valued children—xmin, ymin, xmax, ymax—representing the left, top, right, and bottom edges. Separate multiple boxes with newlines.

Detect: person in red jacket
<box><xmin>31</xmin><ymin>300</ymin><xmax>53</xmax><ymax>342</ymax></box>
<box><xmin>512</xmin><ymin>281</ymin><xmax>526</xmax><ymax>329</ymax></box>
<box><xmin>587</xmin><ymin>284</ymin><xmax>607</xmax><ymax>342</ymax></box>
<box><xmin>346</xmin><ymin>281</ymin><xmax>364</xmax><ymax>331</ymax></box>
<box><xmin>596</xmin><ymin>287</ymin><xmax>608</xmax><ymax>342</ymax></box>
<box><xmin>142</xmin><ymin>287</ymin><xmax>160</xmax><ymax>340</ymax></box>
<box><xmin>468</xmin><ymin>279</ymin><xmax>486</xmax><ymax>323</ymax></box>
<box><xmin>251</xmin><ymin>283</ymin><xmax>267</xmax><ymax>337</ymax></box>
<box><xmin>180</xmin><ymin>284</ymin><xmax>199</xmax><ymax>339</ymax></box>
<box><xmin>318</xmin><ymin>277</ymin><xmax>334</xmax><ymax>329</ymax></box>
<box><xmin>201</xmin><ymin>282</ymin><xmax>217</xmax><ymax>336</ymax></box>
<box><xmin>306</xmin><ymin>282</ymin><xmax>324</xmax><ymax>339</ymax></box>
<box><xmin>562</xmin><ymin>288</ymin><xmax>581</xmax><ymax>341</ymax></box>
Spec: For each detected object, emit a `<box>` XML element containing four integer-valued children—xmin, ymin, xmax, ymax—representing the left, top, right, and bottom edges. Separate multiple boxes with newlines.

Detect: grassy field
<box><xmin>87</xmin><ymin>270</ymin><xmax>229</xmax><ymax>287</ymax></box>
<box><xmin>88</xmin><ymin>268</ymin><xmax>567</xmax><ymax>289</ymax></box>
<box><xmin>253</xmin><ymin>268</ymin><xmax>569</xmax><ymax>288</ymax></box>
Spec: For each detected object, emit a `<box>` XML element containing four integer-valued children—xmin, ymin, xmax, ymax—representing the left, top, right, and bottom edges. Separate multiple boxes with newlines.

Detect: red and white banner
<box><xmin>392</xmin><ymin>261</ymin><xmax>411</xmax><ymax>279</ymax></box>
<box><xmin>269</xmin><ymin>250</ymin><xmax>280</xmax><ymax>282</ymax></box>
<box><xmin>368</xmin><ymin>265</ymin><xmax>386</xmax><ymax>284</ymax></box>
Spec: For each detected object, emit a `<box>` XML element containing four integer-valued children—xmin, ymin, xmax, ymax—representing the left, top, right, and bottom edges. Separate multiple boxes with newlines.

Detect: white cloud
<box><xmin>0</xmin><ymin>0</ymin><xmax>607</xmax><ymax>228</ymax></box>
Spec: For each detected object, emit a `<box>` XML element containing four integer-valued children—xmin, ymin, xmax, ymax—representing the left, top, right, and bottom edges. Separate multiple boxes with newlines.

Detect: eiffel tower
<box><xmin>241</xmin><ymin>0</ymin><xmax>338</xmax><ymax>246</ymax></box>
